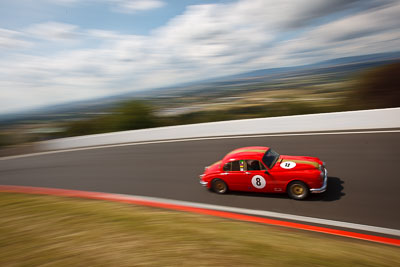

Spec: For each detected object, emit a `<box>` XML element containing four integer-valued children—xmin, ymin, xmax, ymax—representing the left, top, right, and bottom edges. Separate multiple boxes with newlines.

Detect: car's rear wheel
<box><xmin>212</xmin><ymin>179</ymin><xmax>228</xmax><ymax>194</ymax></box>
<box><xmin>287</xmin><ymin>181</ymin><xmax>309</xmax><ymax>200</ymax></box>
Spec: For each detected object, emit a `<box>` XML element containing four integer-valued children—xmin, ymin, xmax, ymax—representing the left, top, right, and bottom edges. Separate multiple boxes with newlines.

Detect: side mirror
<box><xmin>265</xmin><ymin>170</ymin><xmax>270</xmax><ymax>175</ymax></box>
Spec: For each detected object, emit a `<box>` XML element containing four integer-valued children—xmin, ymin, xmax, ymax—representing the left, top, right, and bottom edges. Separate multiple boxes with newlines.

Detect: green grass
<box><xmin>0</xmin><ymin>193</ymin><xmax>399</xmax><ymax>266</ymax></box>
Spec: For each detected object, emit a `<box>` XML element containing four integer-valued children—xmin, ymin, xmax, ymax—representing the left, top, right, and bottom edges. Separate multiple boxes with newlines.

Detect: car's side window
<box><xmin>226</xmin><ymin>160</ymin><xmax>247</xmax><ymax>171</ymax></box>
<box><xmin>231</xmin><ymin>160</ymin><xmax>241</xmax><ymax>171</ymax></box>
<box><xmin>223</xmin><ymin>162</ymin><xmax>231</xmax><ymax>172</ymax></box>
<box><xmin>246</xmin><ymin>160</ymin><xmax>266</xmax><ymax>171</ymax></box>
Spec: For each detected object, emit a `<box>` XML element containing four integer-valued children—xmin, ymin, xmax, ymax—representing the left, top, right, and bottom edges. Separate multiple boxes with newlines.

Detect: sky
<box><xmin>0</xmin><ymin>0</ymin><xmax>399</xmax><ymax>114</ymax></box>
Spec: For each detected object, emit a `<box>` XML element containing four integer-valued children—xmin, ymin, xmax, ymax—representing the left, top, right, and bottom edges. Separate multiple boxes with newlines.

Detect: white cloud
<box><xmin>307</xmin><ymin>3</ymin><xmax>400</xmax><ymax>43</ymax></box>
<box><xmin>260</xmin><ymin>2</ymin><xmax>400</xmax><ymax>65</ymax></box>
<box><xmin>1</xmin><ymin>0</ymin><xmax>400</xmax><ymax>113</ymax></box>
<box><xmin>24</xmin><ymin>21</ymin><xmax>81</xmax><ymax>42</ymax></box>
<box><xmin>112</xmin><ymin>0</ymin><xmax>165</xmax><ymax>13</ymax></box>
<box><xmin>46</xmin><ymin>0</ymin><xmax>166</xmax><ymax>13</ymax></box>
<box><xmin>0</xmin><ymin>28</ymin><xmax>31</xmax><ymax>49</ymax></box>
<box><xmin>46</xmin><ymin>0</ymin><xmax>80</xmax><ymax>4</ymax></box>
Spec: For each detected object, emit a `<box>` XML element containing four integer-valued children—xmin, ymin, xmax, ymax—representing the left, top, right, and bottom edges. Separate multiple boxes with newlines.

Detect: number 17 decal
<box><xmin>280</xmin><ymin>161</ymin><xmax>296</xmax><ymax>169</ymax></box>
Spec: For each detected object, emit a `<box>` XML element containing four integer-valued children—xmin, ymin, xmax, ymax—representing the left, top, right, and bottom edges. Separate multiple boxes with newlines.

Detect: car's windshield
<box><xmin>262</xmin><ymin>149</ymin><xmax>280</xmax><ymax>169</ymax></box>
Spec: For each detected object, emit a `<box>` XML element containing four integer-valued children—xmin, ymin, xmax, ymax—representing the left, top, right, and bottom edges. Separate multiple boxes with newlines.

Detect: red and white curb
<box><xmin>1</xmin><ymin>185</ymin><xmax>399</xmax><ymax>247</ymax></box>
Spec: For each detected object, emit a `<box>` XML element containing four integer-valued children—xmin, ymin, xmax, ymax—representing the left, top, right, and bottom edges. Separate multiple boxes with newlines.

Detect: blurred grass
<box><xmin>1</xmin><ymin>193</ymin><xmax>399</xmax><ymax>266</ymax></box>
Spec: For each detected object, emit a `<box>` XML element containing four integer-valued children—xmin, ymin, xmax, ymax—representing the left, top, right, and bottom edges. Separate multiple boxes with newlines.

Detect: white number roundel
<box><xmin>251</xmin><ymin>175</ymin><xmax>266</xmax><ymax>189</ymax></box>
<box><xmin>280</xmin><ymin>161</ymin><xmax>296</xmax><ymax>169</ymax></box>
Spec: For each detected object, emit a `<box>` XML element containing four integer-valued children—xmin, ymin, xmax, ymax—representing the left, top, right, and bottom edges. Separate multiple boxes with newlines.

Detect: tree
<box><xmin>351</xmin><ymin>62</ymin><xmax>400</xmax><ymax>109</ymax></box>
<box><xmin>113</xmin><ymin>100</ymin><xmax>158</xmax><ymax>131</ymax></box>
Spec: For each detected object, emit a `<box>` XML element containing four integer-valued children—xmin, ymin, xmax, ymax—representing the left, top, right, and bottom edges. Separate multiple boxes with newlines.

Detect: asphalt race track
<box><xmin>1</xmin><ymin>131</ymin><xmax>399</xmax><ymax>232</ymax></box>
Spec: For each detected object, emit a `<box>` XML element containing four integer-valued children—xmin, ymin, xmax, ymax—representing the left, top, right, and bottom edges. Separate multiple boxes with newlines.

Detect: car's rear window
<box><xmin>223</xmin><ymin>162</ymin><xmax>232</xmax><ymax>171</ymax></box>
<box><xmin>231</xmin><ymin>161</ymin><xmax>241</xmax><ymax>171</ymax></box>
<box><xmin>262</xmin><ymin>149</ymin><xmax>280</xmax><ymax>169</ymax></box>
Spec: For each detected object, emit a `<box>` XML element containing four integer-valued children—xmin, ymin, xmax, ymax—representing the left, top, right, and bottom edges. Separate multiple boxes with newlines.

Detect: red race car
<box><xmin>199</xmin><ymin>146</ymin><xmax>327</xmax><ymax>200</ymax></box>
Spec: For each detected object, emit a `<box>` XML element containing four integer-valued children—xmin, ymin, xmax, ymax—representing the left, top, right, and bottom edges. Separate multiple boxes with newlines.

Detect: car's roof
<box><xmin>222</xmin><ymin>146</ymin><xmax>270</xmax><ymax>161</ymax></box>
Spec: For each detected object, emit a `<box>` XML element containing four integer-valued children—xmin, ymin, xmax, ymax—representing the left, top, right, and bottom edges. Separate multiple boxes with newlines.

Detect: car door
<box><xmin>264</xmin><ymin>161</ymin><xmax>286</xmax><ymax>193</ymax></box>
<box><xmin>220</xmin><ymin>160</ymin><xmax>249</xmax><ymax>191</ymax></box>
<box><xmin>244</xmin><ymin>160</ymin><xmax>271</xmax><ymax>192</ymax></box>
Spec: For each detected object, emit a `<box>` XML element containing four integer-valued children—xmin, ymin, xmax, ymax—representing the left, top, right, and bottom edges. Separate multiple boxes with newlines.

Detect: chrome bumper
<box><xmin>199</xmin><ymin>180</ymin><xmax>208</xmax><ymax>186</ymax></box>
<box><xmin>310</xmin><ymin>168</ymin><xmax>328</xmax><ymax>193</ymax></box>
<box><xmin>199</xmin><ymin>174</ymin><xmax>208</xmax><ymax>186</ymax></box>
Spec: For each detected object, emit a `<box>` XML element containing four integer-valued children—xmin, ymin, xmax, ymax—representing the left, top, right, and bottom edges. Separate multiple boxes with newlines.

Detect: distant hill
<box><xmin>310</xmin><ymin>51</ymin><xmax>400</xmax><ymax>67</ymax></box>
<box><xmin>222</xmin><ymin>51</ymin><xmax>400</xmax><ymax>79</ymax></box>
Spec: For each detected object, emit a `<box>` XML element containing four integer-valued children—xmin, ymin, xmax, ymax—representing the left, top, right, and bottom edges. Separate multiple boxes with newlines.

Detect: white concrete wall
<box><xmin>40</xmin><ymin>108</ymin><xmax>400</xmax><ymax>151</ymax></box>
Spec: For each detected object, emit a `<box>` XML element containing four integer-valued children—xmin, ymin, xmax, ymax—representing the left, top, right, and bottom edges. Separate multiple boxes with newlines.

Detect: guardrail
<box><xmin>40</xmin><ymin>107</ymin><xmax>400</xmax><ymax>151</ymax></box>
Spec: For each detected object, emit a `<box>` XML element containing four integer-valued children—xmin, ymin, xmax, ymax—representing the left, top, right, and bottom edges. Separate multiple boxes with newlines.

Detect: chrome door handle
<box><xmin>245</xmin><ymin>172</ymin><xmax>251</xmax><ymax>174</ymax></box>
<box><xmin>221</xmin><ymin>173</ymin><xmax>229</xmax><ymax>175</ymax></box>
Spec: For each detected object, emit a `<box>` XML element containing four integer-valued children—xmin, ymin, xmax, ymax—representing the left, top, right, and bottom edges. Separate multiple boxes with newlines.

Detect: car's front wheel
<box><xmin>212</xmin><ymin>179</ymin><xmax>228</xmax><ymax>194</ymax></box>
<box><xmin>287</xmin><ymin>181</ymin><xmax>309</xmax><ymax>200</ymax></box>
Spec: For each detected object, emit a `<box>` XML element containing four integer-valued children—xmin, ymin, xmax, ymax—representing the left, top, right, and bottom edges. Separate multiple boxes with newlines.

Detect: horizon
<box><xmin>1</xmin><ymin>0</ymin><xmax>400</xmax><ymax>114</ymax></box>
<box><xmin>1</xmin><ymin>51</ymin><xmax>397</xmax><ymax>119</ymax></box>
